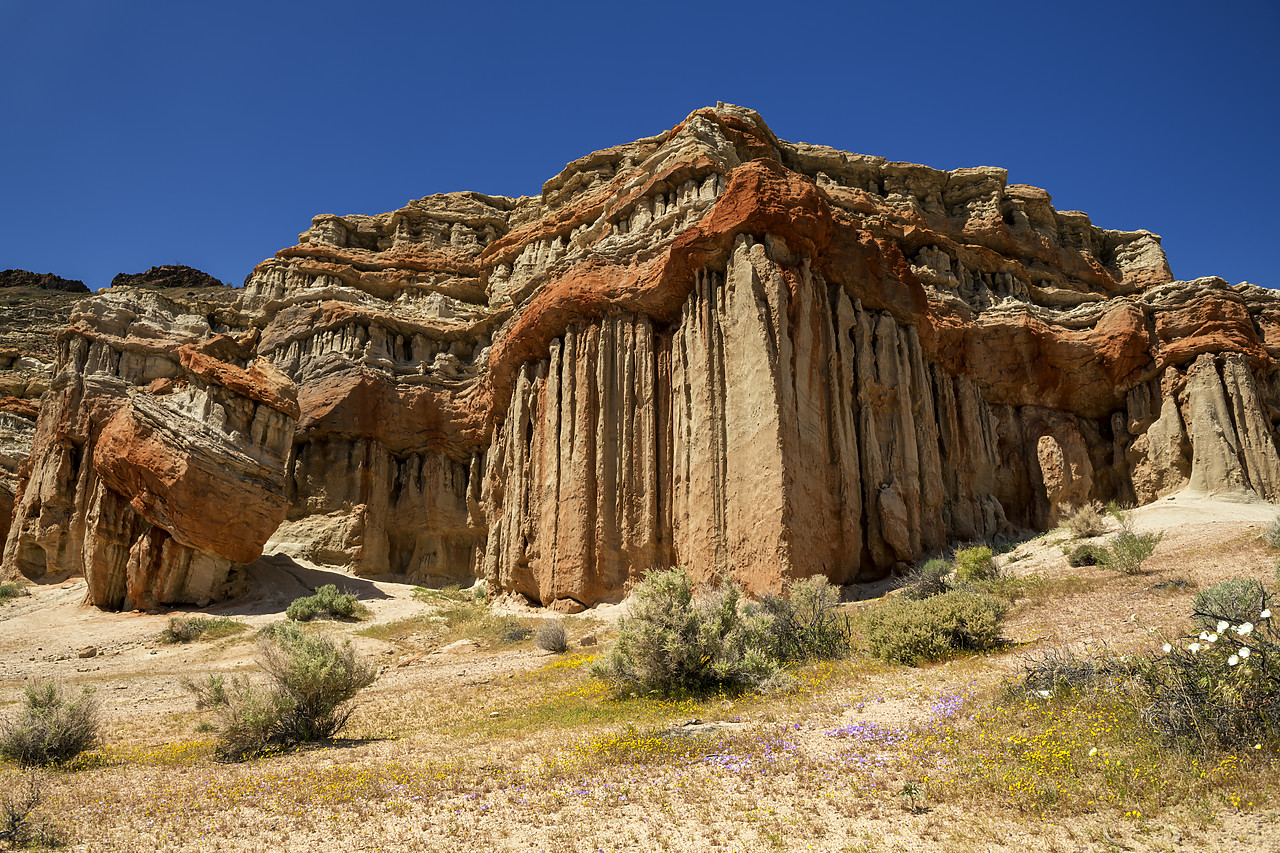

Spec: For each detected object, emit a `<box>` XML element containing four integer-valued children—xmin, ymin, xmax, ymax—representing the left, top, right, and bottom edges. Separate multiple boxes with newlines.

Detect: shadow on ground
<box><xmin>209</xmin><ymin>553</ymin><xmax>392</xmax><ymax>618</ymax></box>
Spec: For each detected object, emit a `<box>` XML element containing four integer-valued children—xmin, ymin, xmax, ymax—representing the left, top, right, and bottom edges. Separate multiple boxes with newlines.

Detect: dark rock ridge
<box><xmin>110</xmin><ymin>265</ymin><xmax>227</xmax><ymax>290</ymax></box>
<box><xmin>3</xmin><ymin>105</ymin><xmax>1279</xmax><ymax>611</ymax></box>
<box><xmin>0</xmin><ymin>270</ymin><xmax>90</xmax><ymax>293</ymax></box>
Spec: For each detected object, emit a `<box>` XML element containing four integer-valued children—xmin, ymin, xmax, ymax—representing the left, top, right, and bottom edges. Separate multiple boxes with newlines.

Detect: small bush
<box><xmin>1192</xmin><ymin>578</ymin><xmax>1267</xmax><ymax>629</ymax></box>
<box><xmin>862</xmin><ymin>590</ymin><xmax>1008</xmax><ymax>666</ymax></box>
<box><xmin>1018</xmin><ymin>645</ymin><xmax>1133</xmax><ymax>695</ymax></box>
<box><xmin>286</xmin><ymin>584</ymin><xmax>363</xmax><ymax>622</ymax></box>
<box><xmin>499</xmin><ymin>621</ymin><xmax>533</xmax><ymax>643</ymax></box>
<box><xmin>1099</xmin><ymin>529</ymin><xmax>1162</xmax><ymax>574</ymax></box>
<box><xmin>186</xmin><ymin>622</ymin><xmax>377</xmax><ymax>761</ymax></box>
<box><xmin>757</xmin><ymin>576</ymin><xmax>851</xmax><ymax>662</ymax></box>
<box><xmin>1064</xmin><ymin>501</ymin><xmax>1108</xmax><ymax>538</ymax></box>
<box><xmin>591</xmin><ymin>569</ymin><xmax>777</xmax><ymax>695</ymax></box>
<box><xmin>1</xmin><ymin>773</ymin><xmax>50</xmax><ymax>848</ymax></box>
<box><xmin>160</xmin><ymin>616</ymin><xmax>249</xmax><ymax>644</ymax></box>
<box><xmin>901</xmin><ymin>558</ymin><xmax>951</xmax><ymax>600</ymax></box>
<box><xmin>953</xmin><ymin>546</ymin><xmax>997</xmax><ymax>583</ymax></box>
<box><xmin>0</xmin><ymin>581</ymin><xmax>28</xmax><ymax>604</ymax></box>
<box><xmin>1067</xmin><ymin>543</ymin><xmax>1108</xmax><ymax>568</ymax></box>
<box><xmin>285</xmin><ymin>597</ymin><xmax>319</xmax><ymax>622</ymax></box>
<box><xmin>534</xmin><ymin>620</ymin><xmax>568</xmax><ymax>653</ymax></box>
<box><xmin>0</xmin><ymin>682</ymin><xmax>101</xmax><ymax>767</ymax></box>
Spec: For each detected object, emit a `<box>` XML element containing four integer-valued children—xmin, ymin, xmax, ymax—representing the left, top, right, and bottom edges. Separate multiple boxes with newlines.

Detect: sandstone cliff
<box><xmin>0</xmin><ymin>274</ymin><xmax>93</xmax><ymax>545</ymax></box>
<box><xmin>6</xmin><ymin>105</ymin><xmax>1279</xmax><ymax>610</ymax></box>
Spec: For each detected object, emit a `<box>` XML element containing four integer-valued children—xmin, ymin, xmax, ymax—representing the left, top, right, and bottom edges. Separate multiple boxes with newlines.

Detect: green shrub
<box><xmin>286</xmin><ymin>584</ymin><xmax>363</xmax><ymax>622</ymax></box>
<box><xmin>1064</xmin><ymin>501</ymin><xmax>1108</xmax><ymax>538</ymax></box>
<box><xmin>534</xmin><ymin>620</ymin><xmax>568</xmax><ymax>653</ymax></box>
<box><xmin>159</xmin><ymin>616</ymin><xmax>249</xmax><ymax>644</ymax></box>
<box><xmin>0</xmin><ymin>682</ymin><xmax>101</xmax><ymax>767</ymax></box>
<box><xmin>186</xmin><ymin>623</ymin><xmax>377</xmax><ymax>761</ymax></box>
<box><xmin>1193</xmin><ymin>578</ymin><xmax>1267</xmax><ymax>629</ymax></box>
<box><xmin>862</xmin><ymin>590</ymin><xmax>1008</xmax><ymax>666</ymax></box>
<box><xmin>591</xmin><ymin>568</ymin><xmax>777</xmax><ymax>695</ymax></box>
<box><xmin>285</xmin><ymin>597</ymin><xmax>319</xmax><ymax>622</ymax></box>
<box><xmin>1099</xmin><ymin>530</ymin><xmax>1162</xmax><ymax>574</ymax></box>
<box><xmin>901</xmin><ymin>558</ymin><xmax>951</xmax><ymax>600</ymax></box>
<box><xmin>0</xmin><ymin>581</ymin><xmax>27</xmax><ymax>604</ymax></box>
<box><xmin>757</xmin><ymin>576</ymin><xmax>851</xmax><ymax>662</ymax></box>
<box><xmin>1067</xmin><ymin>543</ymin><xmax>1108</xmax><ymax>568</ymax></box>
<box><xmin>953</xmin><ymin>546</ymin><xmax>997</xmax><ymax>583</ymax></box>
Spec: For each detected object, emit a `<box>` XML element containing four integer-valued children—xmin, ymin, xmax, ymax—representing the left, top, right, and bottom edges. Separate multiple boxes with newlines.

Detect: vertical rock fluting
<box><xmin>484</xmin><ymin>233</ymin><xmax>1024</xmax><ymax>601</ymax></box>
<box><xmin>483</xmin><ymin>314</ymin><xmax>662</xmax><ymax>608</ymax></box>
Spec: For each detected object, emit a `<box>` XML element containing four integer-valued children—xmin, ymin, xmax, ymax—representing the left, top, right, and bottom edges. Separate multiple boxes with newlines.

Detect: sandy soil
<box><xmin>2</xmin><ymin>488</ymin><xmax>1279</xmax><ymax>852</ymax></box>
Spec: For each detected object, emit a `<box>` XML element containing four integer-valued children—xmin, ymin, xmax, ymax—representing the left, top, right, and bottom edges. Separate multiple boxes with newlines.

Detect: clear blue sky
<box><xmin>1</xmin><ymin>0</ymin><xmax>1276</xmax><ymax>291</ymax></box>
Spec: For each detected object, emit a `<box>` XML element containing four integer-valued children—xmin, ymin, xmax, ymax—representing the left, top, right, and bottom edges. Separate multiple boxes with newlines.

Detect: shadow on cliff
<box><xmin>209</xmin><ymin>552</ymin><xmax>391</xmax><ymax>618</ymax></box>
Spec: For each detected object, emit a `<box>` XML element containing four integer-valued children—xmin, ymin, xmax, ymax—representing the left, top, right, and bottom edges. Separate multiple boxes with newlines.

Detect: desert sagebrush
<box><xmin>592</xmin><ymin>568</ymin><xmax>777</xmax><ymax>694</ymax></box>
<box><xmin>0</xmin><ymin>681</ymin><xmax>100</xmax><ymax>767</ymax></box>
<box><xmin>187</xmin><ymin>622</ymin><xmax>377</xmax><ymax>760</ymax></box>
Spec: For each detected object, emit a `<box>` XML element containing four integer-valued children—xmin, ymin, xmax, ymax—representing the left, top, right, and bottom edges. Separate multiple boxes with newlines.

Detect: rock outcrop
<box><xmin>110</xmin><ymin>265</ymin><xmax>227</xmax><ymax>291</ymax></box>
<box><xmin>2</xmin><ymin>288</ymin><xmax>297</xmax><ymax>609</ymax></box>
<box><xmin>0</xmin><ymin>270</ymin><xmax>90</xmax><ymax>294</ymax></box>
<box><xmin>5</xmin><ymin>105</ymin><xmax>1279</xmax><ymax>609</ymax></box>
<box><xmin>0</xmin><ymin>275</ymin><xmax>92</xmax><ymax>545</ymax></box>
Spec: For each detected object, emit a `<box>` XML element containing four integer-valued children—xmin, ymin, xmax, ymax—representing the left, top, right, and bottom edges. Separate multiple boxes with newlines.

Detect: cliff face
<box><xmin>3</xmin><ymin>288</ymin><xmax>296</xmax><ymax>609</ymax></box>
<box><xmin>6</xmin><ymin>104</ymin><xmax>1280</xmax><ymax>609</ymax></box>
<box><xmin>0</xmin><ymin>274</ymin><xmax>95</xmax><ymax>546</ymax></box>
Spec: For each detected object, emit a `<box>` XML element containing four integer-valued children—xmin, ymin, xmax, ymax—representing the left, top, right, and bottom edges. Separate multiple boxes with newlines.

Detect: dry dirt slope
<box><xmin>2</xmin><ymin>492</ymin><xmax>1280</xmax><ymax>852</ymax></box>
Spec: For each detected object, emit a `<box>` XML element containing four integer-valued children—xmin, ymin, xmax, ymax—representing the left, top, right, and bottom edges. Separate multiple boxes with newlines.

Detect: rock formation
<box><xmin>110</xmin><ymin>265</ymin><xmax>227</xmax><ymax>291</ymax></box>
<box><xmin>5</xmin><ymin>104</ymin><xmax>1280</xmax><ymax>610</ymax></box>
<box><xmin>0</xmin><ymin>270</ymin><xmax>90</xmax><ymax>294</ymax></box>
<box><xmin>0</xmin><ymin>276</ymin><xmax>93</xmax><ymax>545</ymax></box>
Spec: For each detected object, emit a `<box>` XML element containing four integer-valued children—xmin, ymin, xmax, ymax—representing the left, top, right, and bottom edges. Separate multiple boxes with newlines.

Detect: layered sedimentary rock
<box><xmin>0</xmin><ymin>274</ymin><xmax>93</xmax><ymax>543</ymax></box>
<box><xmin>6</xmin><ymin>104</ymin><xmax>1280</xmax><ymax>610</ymax></box>
<box><xmin>2</xmin><ymin>288</ymin><xmax>297</xmax><ymax>609</ymax></box>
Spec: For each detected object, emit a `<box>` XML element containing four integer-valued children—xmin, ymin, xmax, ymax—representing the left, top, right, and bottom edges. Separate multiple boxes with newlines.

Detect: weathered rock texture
<box><xmin>2</xmin><ymin>288</ymin><xmax>297</xmax><ymax>609</ymax></box>
<box><xmin>5</xmin><ymin>105</ymin><xmax>1280</xmax><ymax>609</ymax></box>
<box><xmin>0</xmin><ymin>276</ymin><xmax>93</xmax><ymax>545</ymax></box>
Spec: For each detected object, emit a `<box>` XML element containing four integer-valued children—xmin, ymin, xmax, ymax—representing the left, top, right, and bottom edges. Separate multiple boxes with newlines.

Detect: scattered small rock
<box><xmin>579</xmin><ymin>634</ymin><xmax>597</xmax><ymax>647</ymax></box>
<box><xmin>78</xmin><ymin>646</ymin><xmax>97</xmax><ymax>659</ymax></box>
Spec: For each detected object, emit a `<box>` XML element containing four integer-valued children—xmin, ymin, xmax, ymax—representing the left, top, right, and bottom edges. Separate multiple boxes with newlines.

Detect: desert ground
<box><xmin>3</xmin><ymin>491</ymin><xmax>1280</xmax><ymax>852</ymax></box>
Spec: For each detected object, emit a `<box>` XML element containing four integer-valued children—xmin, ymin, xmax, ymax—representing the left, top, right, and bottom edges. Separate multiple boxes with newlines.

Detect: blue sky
<box><xmin>1</xmin><ymin>0</ymin><xmax>1276</xmax><ymax>290</ymax></box>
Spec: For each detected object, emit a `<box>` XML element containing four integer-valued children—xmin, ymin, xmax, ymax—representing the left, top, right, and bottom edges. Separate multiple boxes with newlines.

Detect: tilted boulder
<box><xmin>2</xmin><ymin>289</ymin><xmax>297</xmax><ymax>609</ymax></box>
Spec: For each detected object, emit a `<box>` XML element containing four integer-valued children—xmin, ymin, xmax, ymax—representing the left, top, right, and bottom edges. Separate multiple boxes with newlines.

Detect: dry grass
<box><xmin>5</xmin><ymin>516</ymin><xmax>1280</xmax><ymax>850</ymax></box>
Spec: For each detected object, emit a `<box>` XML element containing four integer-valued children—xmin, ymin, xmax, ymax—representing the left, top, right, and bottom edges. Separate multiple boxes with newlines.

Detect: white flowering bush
<box><xmin>1139</xmin><ymin>595</ymin><xmax>1280</xmax><ymax>750</ymax></box>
